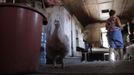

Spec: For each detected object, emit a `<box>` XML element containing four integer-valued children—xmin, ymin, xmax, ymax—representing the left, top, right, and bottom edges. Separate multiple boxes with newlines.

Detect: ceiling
<box><xmin>62</xmin><ymin>0</ymin><xmax>134</xmax><ymax>27</ymax></box>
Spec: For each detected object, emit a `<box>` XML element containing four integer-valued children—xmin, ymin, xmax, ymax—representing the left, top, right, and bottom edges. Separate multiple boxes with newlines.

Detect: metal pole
<box><xmin>71</xmin><ymin>16</ymin><xmax>74</xmax><ymax>57</ymax></box>
<box><xmin>127</xmin><ymin>22</ymin><xmax>131</xmax><ymax>42</ymax></box>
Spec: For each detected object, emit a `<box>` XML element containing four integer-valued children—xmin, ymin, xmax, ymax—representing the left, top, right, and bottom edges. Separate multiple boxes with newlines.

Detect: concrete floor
<box><xmin>26</xmin><ymin>57</ymin><xmax>134</xmax><ymax>75</ymax></box>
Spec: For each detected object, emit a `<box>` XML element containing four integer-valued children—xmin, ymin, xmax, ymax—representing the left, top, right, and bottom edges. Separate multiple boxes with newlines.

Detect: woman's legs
<box><xmin>118</xmin><ymin>48</ymin><xmax>124</xmax><ymax>60</ymax></box>
<box><xmin>113</xmin><ymin>29</ymin><xmax>124</xmax><ymax>60</ymax></box>
<box><xmin>109</xmin><ymin>48</ymin><xmax>116</xmax><ymax>62</ymax></box>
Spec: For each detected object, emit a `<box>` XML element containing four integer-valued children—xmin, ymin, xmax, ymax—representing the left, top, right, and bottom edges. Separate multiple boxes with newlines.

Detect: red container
<box><xmin>0</xmin><ymin>3</ymin><xmax>46</xmax><ymax>74</ymax></box>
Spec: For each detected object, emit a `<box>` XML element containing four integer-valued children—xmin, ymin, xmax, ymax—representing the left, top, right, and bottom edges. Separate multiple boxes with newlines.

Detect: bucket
<box><xmin>0</xmin><ymin>3</ymin><xmax>46</xmax><ymax>74</ymax></box>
